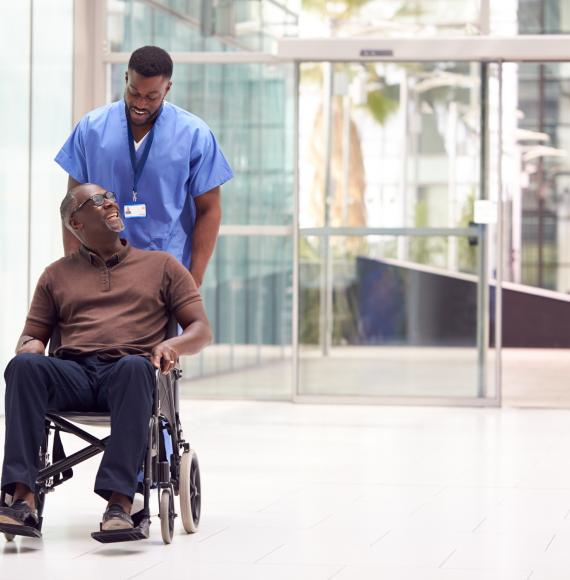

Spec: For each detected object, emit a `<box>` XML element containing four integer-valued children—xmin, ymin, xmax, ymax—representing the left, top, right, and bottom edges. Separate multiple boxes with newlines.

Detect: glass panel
<box><xmin>298</xmin><ymin>234</ymin><xmax>487</xmax><ymax>398</ymax></box>
<box><xmin>507</xmin><ymin>62</ymin><xmax>570</xmax><ymax>292</ymax></box>
<box><xmin>107</xmin><ymin>0</ymin><xmax>299</xmax><ymax>53</ymax></box>
<box><xmin>184</xmin><ymin>235</ymin><xmax>293</xmax><ymax>399</ymax></box>
<box><xmin>517</xmin><ymin>0</ymin><xmax>569</xmax><ymax>34</ymax></box>
<box><xmin>29</xmin><ymin>0</ymin><xmax>73</xmax><ymax>284</ymax></box>
<box><xmin>299</xmin><ymin>61</ymin><xmax>482</xmax><ymax>239</ymax></box>
<box><xmin>110</xmin><ymin>59</ymin><xmax>295</xmax><ymax>398</ymax></box>
<box><xmin>0</xmin><ymin>1</ymin><xmax>73</xmax><ymax>413</ymax></box>
<box><xmin>500</xmin><ymin>60</ymin><xmax>570</xmax><ymax>407</ymax></box>
<box><xmin>111</xmin><ymin>62</ymin><xmax>295</xmax><ymax>226</ymax></box>
<box><xmin>299</xmin><ymin>1</ymin><xmax>481</xmax><ymax>37</ymax></box>
<box><xmin>0</xmin><ymin>3</ymin><xmax>32</xmax><ymax>414</ymax></box>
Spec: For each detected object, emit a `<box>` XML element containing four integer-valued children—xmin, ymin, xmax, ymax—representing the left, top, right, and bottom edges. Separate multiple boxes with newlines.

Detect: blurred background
<box><xmin>1</xmin><ymin>0</ymin><xmax>569</xmax><ymax>409</ymax></box>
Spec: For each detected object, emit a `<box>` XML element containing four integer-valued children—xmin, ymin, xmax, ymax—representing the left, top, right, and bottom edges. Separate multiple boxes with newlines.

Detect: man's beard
<box><xmin>128</xmin><ymin>101</ymin><xmax>163</xmax><ymax>126</ymax></box>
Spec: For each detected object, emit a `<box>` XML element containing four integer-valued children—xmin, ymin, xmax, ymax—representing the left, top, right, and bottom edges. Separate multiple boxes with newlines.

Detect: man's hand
<box><xmin>17</xmin><ymin>339</ymin><xmax>45</xmax><ymax>355</ymax></box>
<box><xmin>151</xmin><ymin>342</ymin><xmax>179</xmax><ymax>374</ymax></box>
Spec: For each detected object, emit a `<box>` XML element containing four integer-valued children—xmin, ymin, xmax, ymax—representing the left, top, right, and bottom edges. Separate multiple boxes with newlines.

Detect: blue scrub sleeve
<box><xmin>54</xmin><ymin>120</ymin><xmax>88</xmax><ymax>183</ymax></box>
<box><xmin>188</xmin><ymin>129</ymin><xmax>233</xmax><ymax>198</ymax></box>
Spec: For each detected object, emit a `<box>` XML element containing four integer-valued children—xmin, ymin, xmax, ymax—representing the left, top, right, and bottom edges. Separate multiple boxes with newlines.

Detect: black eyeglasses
<box><xmin>71</xmin><ymin>191</ymin><xmax>117</xmax><ymax>217</ymax></box>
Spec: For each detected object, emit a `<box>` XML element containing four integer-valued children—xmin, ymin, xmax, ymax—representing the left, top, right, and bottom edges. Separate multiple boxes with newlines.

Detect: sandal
<box><xmin>101</xmin><ymin>503</ymin><xmax>134</xmax><ymax>531</ymax></box>
<box><xmin>0</xmin><ymin>499</ymin><xmax>39</xmax><ymax>528</ymax></box>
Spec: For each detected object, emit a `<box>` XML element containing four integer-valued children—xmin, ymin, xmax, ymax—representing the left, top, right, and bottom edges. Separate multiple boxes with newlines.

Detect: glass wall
<box><xmin>108</xmin><ymin>0</ymin><xmax>299</xmax><ymax>53</ymax></box>
<box><xmin>190</xmin><ymin>235</ymin><xmax>293</xmax><ymax>398</ymax></box>
<box><xmin>518</xmin><ymin>0</ymin><xmax>570</xmax><ymax>34</ymax></box>
<box><xmin>299</xmin><ymin>0</ymin><xmax>482</xmax><ymax>37</ymax></box>
<box><xmin>0</xmin><ymin>1</ymin><xmax>73</xmax><ymax>413</ymax></box>
<box><xmin>110</xmin><ymin>48</ymin><xmax>296</xmax><ymax>397</ymax></box>
<box><xmin>508</xmin><ymin>62</ymin><xmax>570</xmax><ymax>292</ymax></box>
<box><xmin>0</xmin><ymin>4</ymin><xmax>31</xmax><ymax>415</ymax></box>
<box><xmin>499</xmin><ymin>60</ymin><xmax>570</xmax><ymax>407</ymax></box>
<box><xmin>107</xmin><ymin>2</ymin><xmax>297</xmax><ymax>397</ymax></box>
<box><xmin>185</xmin><ymin>62</ymin><xmax>294</xmax><ymax>398</ymax></box>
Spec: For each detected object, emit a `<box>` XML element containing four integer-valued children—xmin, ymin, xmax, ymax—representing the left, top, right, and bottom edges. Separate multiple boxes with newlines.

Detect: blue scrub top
<box><xmin>55</xmin><ymin>100</ymin><xmax>234</xmax><ymax>268</ymax></box>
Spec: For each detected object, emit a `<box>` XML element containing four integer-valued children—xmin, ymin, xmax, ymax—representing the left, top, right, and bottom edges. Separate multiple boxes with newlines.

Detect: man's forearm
<box><xmin>190</xmin><ymin>205</ymin><xmax>221</xmax><ymax>287</ymax></box>
<box><xmin>162</xmin><ymin>321</ymin><xmax>212</xmax><ymax>356</ymax></box>
<box><xmin>151</xmin><ymin>318</ymin><xmax>212</xmax><ymax>372</ymax></box>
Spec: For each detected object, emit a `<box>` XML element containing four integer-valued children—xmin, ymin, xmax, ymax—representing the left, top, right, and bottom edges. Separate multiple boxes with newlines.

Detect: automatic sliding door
<box><xmin>297</xmin><ymin>61</ymin><xmax>499</xmax><ymax>402</ymax></box>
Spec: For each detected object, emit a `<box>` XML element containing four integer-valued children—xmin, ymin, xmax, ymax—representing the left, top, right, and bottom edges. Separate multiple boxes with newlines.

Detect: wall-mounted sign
<box><xmin>359</xmin><ymin>49</ymin><xmax>394</xmax><ymax>57</ymax></box>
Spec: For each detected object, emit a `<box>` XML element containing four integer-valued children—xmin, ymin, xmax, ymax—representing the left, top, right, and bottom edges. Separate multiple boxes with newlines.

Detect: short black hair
<box><xmin>128</xmin><ymin>46</ymin><xmax>173</xmax><ymax>79</ymax></box>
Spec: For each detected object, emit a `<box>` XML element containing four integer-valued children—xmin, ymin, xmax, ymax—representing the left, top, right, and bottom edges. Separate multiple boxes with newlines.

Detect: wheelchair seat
<box><xmin>54</xmin><ymin>412</ymin><xmax>112</xmax><ymax>426</ymax></box>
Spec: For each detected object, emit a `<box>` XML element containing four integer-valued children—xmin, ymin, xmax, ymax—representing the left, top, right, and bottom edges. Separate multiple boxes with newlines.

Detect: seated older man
<box><xmin>0</xmin><ymin>183</ymin><xmax>211</xmax><ymax>535</ymax></box>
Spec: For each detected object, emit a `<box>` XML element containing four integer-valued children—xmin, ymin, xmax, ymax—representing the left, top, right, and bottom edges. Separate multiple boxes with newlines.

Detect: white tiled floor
<box><xmin>2</xmin><ymin>400</ymin><xmax>570</xmax><ymax>579</ymax></box>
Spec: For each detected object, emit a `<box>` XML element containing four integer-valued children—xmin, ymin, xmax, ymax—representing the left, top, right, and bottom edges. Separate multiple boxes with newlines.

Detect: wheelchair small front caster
<box><xmin>160</xmin><ymin>488</ymin><xmax>175</xmax><ymax>544</ymax></box>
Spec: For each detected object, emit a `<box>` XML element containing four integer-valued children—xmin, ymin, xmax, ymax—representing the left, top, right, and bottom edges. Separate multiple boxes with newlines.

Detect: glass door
<box><xmin>296</xmin><ymin>60</ymin><xmax>500</xmax><ymax>403</ymax></box>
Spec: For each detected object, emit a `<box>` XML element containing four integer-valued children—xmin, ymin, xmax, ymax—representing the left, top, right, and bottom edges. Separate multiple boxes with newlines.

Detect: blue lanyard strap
<box><xmin>125</xmin><ymin>103</ymin><xmax>163</xmax><ymax>196</ymax></box>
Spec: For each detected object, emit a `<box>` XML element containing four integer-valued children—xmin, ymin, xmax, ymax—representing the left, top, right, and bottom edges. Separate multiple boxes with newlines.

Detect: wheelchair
<box><xmin>0</xmin><ymin>329</ymin><xmax>202</xmax><ymax>545</ymax></box>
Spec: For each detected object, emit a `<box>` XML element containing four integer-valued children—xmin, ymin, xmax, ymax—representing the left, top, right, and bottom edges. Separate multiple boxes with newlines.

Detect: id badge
<box><xmin>124</xmin><ymin>204</ymin><xmax>147</xmax><ymax>218</ymax></box>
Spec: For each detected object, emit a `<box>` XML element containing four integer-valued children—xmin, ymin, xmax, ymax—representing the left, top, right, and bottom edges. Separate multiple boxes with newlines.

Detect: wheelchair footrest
<box><xmin>91</xmin><ymin>516</ymin><xmax>150</xmax><ymax>543</ymax></box>
<box><xmin>0</xmin><ymin>522</ymin><xmax>42</xmax><ymax>539</ymax></box>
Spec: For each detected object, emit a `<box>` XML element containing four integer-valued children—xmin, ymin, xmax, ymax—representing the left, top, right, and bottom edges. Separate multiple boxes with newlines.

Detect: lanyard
<box><xmin>125</xmin><ymin>103</ymin><xmax>162</xmax><ymax>201</ymax></box>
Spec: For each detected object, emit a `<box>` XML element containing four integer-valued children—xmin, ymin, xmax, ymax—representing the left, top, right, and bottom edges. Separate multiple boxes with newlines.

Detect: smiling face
<box><xmin>68</xmin><ymin>184</ymin><xmax>125</xmax><ymax>245</ymax></box>
<box><xmin>124</xmin><ymin>69</ymin><xmax>171</xmax><ymax>127</ymax></box>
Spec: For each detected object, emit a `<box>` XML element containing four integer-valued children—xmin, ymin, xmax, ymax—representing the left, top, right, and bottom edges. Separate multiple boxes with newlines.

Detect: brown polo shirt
<box><xmin>22</xmin><ymin>241</ymin><xmax>201</xmax><ymax>359</ymax></box>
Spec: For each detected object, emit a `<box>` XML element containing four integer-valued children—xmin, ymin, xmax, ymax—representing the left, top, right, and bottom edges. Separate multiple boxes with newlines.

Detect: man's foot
<box><xmin>130</xmin><ymin>495</ymin><xmax>144</xmax><ymax>516</ymax></box>
<box><xmin>0</xmin><ymin>499</ymin><xmax>39</xmax><ymax>528</ymax></box>
<box><xmin>101</xmin><ymin>503</ymin><xmax>134</xmax><ymax>531</ymax></box>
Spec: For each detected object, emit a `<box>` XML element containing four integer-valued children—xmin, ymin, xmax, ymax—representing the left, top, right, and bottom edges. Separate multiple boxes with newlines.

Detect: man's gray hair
<box><xmin>60</xmin><ymin>190</ymin><xmax>78</xmax><ymax>228</ymax></box>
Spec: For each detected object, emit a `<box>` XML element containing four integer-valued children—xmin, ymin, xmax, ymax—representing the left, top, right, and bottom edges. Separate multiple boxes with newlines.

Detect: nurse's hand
<box><xmin>151</xmin><ymin>341</ymin><xmax>179</xmax><ymax>374</ymax></box>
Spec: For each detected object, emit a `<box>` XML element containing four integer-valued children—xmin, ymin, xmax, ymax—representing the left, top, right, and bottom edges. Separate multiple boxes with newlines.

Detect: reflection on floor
<box><xmin>183</xmin><ymin>346</ymin><xmax>570</xmax><ymax>407</ymax></box>
<box><xmin>182</xmin><ymin>345</ymin><xmax>292</xmax><ymax>399</ymax></box>
<box><xmin>299</xmin><ymin>347</ymin><xmax>480</xmax><ymax>398</ymax></box>
<box><xmin>502</xmin><ymin>348</ymin><xmax>570</xmax><ymax>408</ymax></box>
<box><xmin>2</xmin><ymin>400</ymin><xmax>570</xmax><ymax>579</ymax></box>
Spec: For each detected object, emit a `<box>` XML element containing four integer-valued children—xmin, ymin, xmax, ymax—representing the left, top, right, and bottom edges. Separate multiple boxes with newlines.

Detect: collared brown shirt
<box><xmin>22</xmin><ymin>241</ymin><xmax>201</xmax><ymax>359</ymax></box>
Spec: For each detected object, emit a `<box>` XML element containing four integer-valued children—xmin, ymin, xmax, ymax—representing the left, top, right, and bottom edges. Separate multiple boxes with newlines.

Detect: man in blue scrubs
<box><xmin>55</xmin><ymin>45</ymin><xmax>233</xmax><ymax>286</ymax></box>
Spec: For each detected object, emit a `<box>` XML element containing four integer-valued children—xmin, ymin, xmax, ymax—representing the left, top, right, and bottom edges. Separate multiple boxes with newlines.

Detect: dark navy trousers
<box><xmin>1</xmin><ymin>353</ymin><xmax>154</xmax><ymax>501</ymax></box>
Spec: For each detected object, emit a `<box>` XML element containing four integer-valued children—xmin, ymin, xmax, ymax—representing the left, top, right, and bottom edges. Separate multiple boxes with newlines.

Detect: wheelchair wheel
<box><xmin>179</xmin><ymin>449</ymin><xmax>201</xmax><ymax>533</ymax></box>
<box><xmin>160</xmin><ymin>488</ymin><xmax>175</xmax><ymax>544</ymax></box>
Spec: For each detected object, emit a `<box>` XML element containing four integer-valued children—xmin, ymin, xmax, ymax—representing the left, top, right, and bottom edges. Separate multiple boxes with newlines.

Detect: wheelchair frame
<box><xmin>0</xmin><ymin>365</ymin><xmax>201</xmax><ymax>544</ymax></box>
